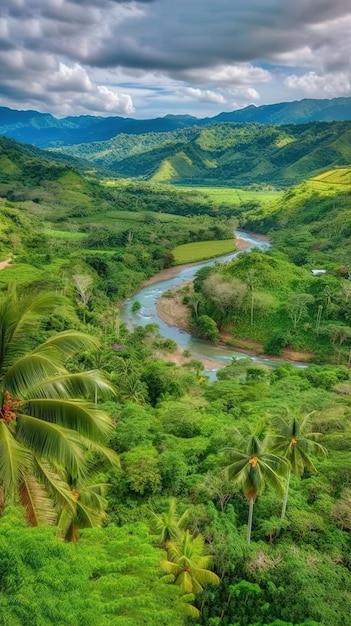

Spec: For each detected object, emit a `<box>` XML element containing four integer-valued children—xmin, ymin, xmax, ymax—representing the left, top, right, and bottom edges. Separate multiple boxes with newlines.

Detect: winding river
<box><xmin>121</xmin><ymin>231</ymin><xmax>304</xmax><ymax>379</ymax></box>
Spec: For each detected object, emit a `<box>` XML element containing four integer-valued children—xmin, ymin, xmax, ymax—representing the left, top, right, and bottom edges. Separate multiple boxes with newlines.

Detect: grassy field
<box><xmin>174</xmin><ymin>185</ymin><xmax>282</xmax><ymax>206</ymax></box>
<box><xmin>310</xmin><ymin>167</ymin><xmax>351</xmax><ymax>187</ymax></box>
<box><xmin>173</xmin><ymin>239</ymin><xmax>236</xmax><ymax>264</ymax></box>
<box><xmin>45</xmin><ymin>229</ymin><xmax>86</xmax><ymax>240</ymax></box>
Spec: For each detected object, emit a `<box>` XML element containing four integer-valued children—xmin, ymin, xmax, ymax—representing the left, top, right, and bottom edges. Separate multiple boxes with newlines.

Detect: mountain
<box><xmin>211</xmin><ymin>97</ymin><xmax>351</xmax><ymax>124</ymax></box>
<box><xmin>0</xmin><ymin>106</ymin><xmax>199</xmax><ymax>147</ymax></box>
<box><xmin>50</xmin><ymin>121</ymin><xmax>351</xmax><ymax>187</ymax></box>
<box><xmin>2</xmin><ymin>97</ymin><xmax>351</xmax><ymax>147</ymax></box>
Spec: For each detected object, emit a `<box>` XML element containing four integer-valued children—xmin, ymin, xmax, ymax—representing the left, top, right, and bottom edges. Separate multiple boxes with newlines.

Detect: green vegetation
<box><xmin>1</xmin><ymin>131</ymin><xmax>351</xmax><ymax>625</ymax></box>
<box><xmin>173</xmin><ymin>239</ymin><xmax>236</xmax><ymax>264</ymax></box>
<box><xmin>0</xmin><ymin>289</ymin><xmax>118</xmax><ymax>538</ymax></box>
<box><xmin>52</xmin><ymin>121</ymin><xmax>351</xmax><ymax>187</ymax></box>
<box><xmin>175</xmin><ymin>184</ymin><xmax>282</xmax><ymax>206</ymax></box>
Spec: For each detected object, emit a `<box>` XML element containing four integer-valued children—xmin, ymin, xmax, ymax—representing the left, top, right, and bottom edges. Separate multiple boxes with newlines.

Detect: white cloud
<box><xmin>0</xmin><ymin>0</ymin><xmax>351</xmax><ymax>116</ymax></box>
<box><xmin>181</xmin><ymin>87</ymin><xmax>226</xmax><ymax>104</ymax></box>
<box><xmin>285</xmin><ymin>71</ymin><xmax>351</xmax><ymax>98</ymax></box>
<box><xmin>183</xmin><ymin>64</ymin><xmax>272</xmax><ymax>86</ymax></box>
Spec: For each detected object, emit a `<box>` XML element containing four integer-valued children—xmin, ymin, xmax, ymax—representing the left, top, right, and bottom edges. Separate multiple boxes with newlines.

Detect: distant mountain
<box><xmin>0</xmin><ymin>107</ymin><xmax>199</xmax><ymax>147</ymax></box>
<box><xmin>211</xmin><ymin>97</ymin><xmax>351</xmax><ymax>124</ymax></box>
<box><xmin>50</xmin><ymin>121</ymin><xmax>351</xmax><ymax>187</ymax></box>
<box><xmin>1</xmin><ymin>97</ymin><xmax>351</xmax><ymax>147</ymax></box>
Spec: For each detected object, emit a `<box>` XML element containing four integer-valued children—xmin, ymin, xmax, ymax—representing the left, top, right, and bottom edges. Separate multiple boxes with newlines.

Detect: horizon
<box><xmin>1</xmin><ymin>95</ymin><xmax>348</xmax><ymax>122</ymax></box>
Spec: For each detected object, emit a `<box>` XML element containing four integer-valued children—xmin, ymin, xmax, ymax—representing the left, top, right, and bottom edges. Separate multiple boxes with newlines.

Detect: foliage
<box><xmin>0</xmin><ymin>289</ymin><xmax>118</xmax><ymax>534</ymax></box>
<box><xmin>0</xmin><ymin>507</ymin><xmax>186</xmax><ymax>626</ymax></box>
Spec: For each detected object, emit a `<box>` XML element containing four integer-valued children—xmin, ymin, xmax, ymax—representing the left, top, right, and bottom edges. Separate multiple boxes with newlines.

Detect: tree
<box><xmin>161</xmin><ymin>530</ymin><xmax>220</xmax><ymax>617</ymax></box>
<box><xmin>0</xmin><ymin>508</ymin><xmax>187</xmax><ymax>626</ymax></box>
<box><xmin>194</xmin><ymin>315</ymin><xmax>220</xmax><ymax>342</ymax></box>
<box><xmin>225</xmin><ymin>431</ymin><xmax>286</xmax><ymax>544</ymax></box>
<box><xmin>149</xmin><ymin>497</ymin><xmax>190</xmax><ymax>546</ymax></box>
<box><xmin>286</xmin><ymin>293</ymin><xmax>314</xmax><ymax>330</ymax></box>
<box><xmin>269</xmin><ymin>411</ymin><xmax>327</xmax><ymax>520</ymax></box>
<box><xmin>73</xmin><ymin>273</ymin><xmax>94</xmax><ymax>323</ymax></box>
<box><xmin>0</xmin><ymin>289</ymin><xmax>118</xmax><ymax>528</ymax></box>
<box><xmin>202</xmin><ymin>274</ymin><xmax>246</xmax><ymax>327</ymax></box>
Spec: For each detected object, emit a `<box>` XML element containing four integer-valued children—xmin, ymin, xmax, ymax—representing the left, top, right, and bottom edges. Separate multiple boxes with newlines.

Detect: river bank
<box><xmin>143</xmin><ymin>236</ymin><xmax>252</xmax><ymax>287</ymax></box>
<box><xmin>156</xmin><ymin>289</ymin><xmax>314</xmax><ymax>365</ymax></box>
<box><xmin>124</xmin><ymin>230</ymin><xmax>312</xmax><ymax>371</ymax></box>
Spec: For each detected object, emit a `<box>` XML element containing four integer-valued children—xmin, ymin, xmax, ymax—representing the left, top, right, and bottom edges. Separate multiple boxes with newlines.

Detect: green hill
<box><xmin>52</xmin><ymin>121</ymin><xmax>351</xmax><ymax>186</ymax></box>
<box><xmin>242</xmin><ymin>166</ymin><xmax>351</xmax><ymax>270</ymax></box>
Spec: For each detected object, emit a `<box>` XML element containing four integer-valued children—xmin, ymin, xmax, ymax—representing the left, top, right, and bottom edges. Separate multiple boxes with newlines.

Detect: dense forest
<box><xmin>0</xmin><ymin>131</ymin><xmax>351</xmax><ymax>626</ymax></box>
<box><xmin>50</xmin><ymin>121</ymin><xmax>351</xmax><ymax>186</ymax></box>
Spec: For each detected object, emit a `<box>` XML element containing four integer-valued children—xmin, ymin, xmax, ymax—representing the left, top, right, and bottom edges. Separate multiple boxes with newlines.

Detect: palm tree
<box><xmin>161</xmin><ymin>530</ymin><xmax>220</xmax><ymax>617</ymax></box>
<box><xmin>0</xmin><ymin>289</ymin><xmax>118</xmax><ymax>527</ymax></box>
<box><xmin>57</xmin><ymin>473</ymin><xmax>109</xmax><ymax>542</ymax></box>
<box><xmin>269</xmin><ymin>411</ymin><xmax>327</xmax><ymax>520</ymax></box>
<box><xmin>149</xmin><ymin>497</ymin><xmax>190</xmax><ymax>547</ymax></box>
<box><xmin>225</xmin><ymin>431</ymin><xmax>286</xmax><ymax>544</ymax></box>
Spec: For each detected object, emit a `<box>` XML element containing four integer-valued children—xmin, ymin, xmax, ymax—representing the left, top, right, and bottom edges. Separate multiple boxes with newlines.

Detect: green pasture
<box><xmin>173</xmin><ymin>239</ymin><xmax>236</xmax><ymax>264</ymax></box>
<box><xmin>173</xmin><ymin>185</ymin><xmax>282</xmax><ymax>206</ymax></box>
<box><xmin>310</xmin><ymin>167</ymin><xmax>351</xmax><ymax>188</ymax></box>
<box><xmin>77</xmin><ymin>209</ymin><xmax>185</xmax><ymax>226</ymax></box>
<box><xmin>45</xmin><ymin>229</ymin><xmax>86</xmax><ymax>240</ymax></box>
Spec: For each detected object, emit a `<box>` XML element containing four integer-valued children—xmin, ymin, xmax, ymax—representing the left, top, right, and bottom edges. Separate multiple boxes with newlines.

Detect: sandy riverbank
<box><xmin>156</xmin><ymin>292</ymin><xmax>314</xmax><ymax>366</ymax></box>
<box><xmin>143</xmin><ymin>231</ymin><xmax>313</xmax><ymax>369</ymax></box>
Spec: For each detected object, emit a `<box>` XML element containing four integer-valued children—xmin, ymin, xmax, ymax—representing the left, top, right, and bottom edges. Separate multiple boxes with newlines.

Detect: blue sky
<box><xmin>0</xmin><ymin>0</ymin><xmax>350</xmax><ymax>118</ymax></box>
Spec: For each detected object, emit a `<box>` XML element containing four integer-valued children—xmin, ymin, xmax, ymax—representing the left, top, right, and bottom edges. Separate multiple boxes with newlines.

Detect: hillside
<box><xmin>51</xmin><ymin>121</ymin><xmax>351</xmax><ymax>186</ymax></box>
<box><xmin>241</xmin><ymin>166</ymin><xmax>351</xmax><ymax>270</ymax></box>
<box><xmin>0</xmin><ymin>134</ymin><xmax>236</xmax><ymax>299</ymax></box>
<box><xmin>1</xmin><ymin>96</ymin><xmax>351</xmax><ymax>147</ymax></box>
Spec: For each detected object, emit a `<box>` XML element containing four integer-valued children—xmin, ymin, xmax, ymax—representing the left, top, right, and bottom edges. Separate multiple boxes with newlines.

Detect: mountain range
<box><xmin>1</xmin><ymin>97</ymin><xmax>351</xmax><ymax>148</ymax></box>
<box><xmin>50</xmin><ymin>120</ymin><xmax>351</xmax><ymax>187</ymax></box>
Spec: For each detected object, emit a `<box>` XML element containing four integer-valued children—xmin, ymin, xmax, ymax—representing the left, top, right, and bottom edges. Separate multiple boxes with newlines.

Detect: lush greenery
<box><xmin>1</xmin><ymin>132</ymin><xmax>351</xmax><ymax>626</ymax></box>
<box><xmin>51</xmin><ymin>121</ymin><xmax>351</xmax><ymax>187</ymax></box>
<box><xmin>173</xmin><ymin>239</ymin><xmax>236</xmax><ymax>264</ymax></box>
<box><xmin>0</xmin><ymin>136</ymin><xmax>237</xmax><ymax>301</ymax></box>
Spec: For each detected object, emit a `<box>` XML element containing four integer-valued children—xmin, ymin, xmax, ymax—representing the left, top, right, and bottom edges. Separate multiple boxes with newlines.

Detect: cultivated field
<box><xmin>173</xmin><ymin>239</ymin><xmax>236</xmax><ymax>264</ymax></box>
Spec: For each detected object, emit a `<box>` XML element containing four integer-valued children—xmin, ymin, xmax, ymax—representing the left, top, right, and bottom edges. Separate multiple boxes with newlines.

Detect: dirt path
<box><xmin>0</xmin><ymin>258</ymin><xmax>12</xmax><ymax>270</ymax></box>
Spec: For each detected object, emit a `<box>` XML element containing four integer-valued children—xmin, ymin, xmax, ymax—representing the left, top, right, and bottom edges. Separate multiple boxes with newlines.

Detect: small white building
<box><xmin>311</xmin><ymin>269</ymin><xmax>327</xmax><ymax>276</ymax></box>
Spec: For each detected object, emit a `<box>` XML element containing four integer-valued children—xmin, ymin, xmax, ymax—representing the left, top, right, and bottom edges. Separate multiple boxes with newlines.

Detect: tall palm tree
<box><xmin>225</xmin><ymin>431</ymin><xmax>286</xmax><ymax>544</ymax></box>
<box><xmin>269</xmin><ymin>411</ymin><xmax>327</xmax><ymax>520</ymax></box>
<box><xmin>0</xmin><ymin>289</ymin><xmax>118</xmax><ymax>527</ymax></box>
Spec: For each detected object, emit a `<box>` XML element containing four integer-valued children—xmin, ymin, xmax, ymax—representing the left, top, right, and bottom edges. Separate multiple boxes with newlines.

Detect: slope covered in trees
<box><xmin>51</xmin><ymin>121</ymin><xmax>351</xmax><ymax>186</ymax></box>
<box><xmin>1</xmin><ymin>134</ymin><xmax>351</xmax><ymax>625</ymax></box>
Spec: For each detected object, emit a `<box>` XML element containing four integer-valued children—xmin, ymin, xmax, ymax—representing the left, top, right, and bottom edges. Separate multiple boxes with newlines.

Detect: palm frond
<box><xmin>26</xmin><ymin>371</ymin><xmax>115</xmax><ymax>401</ymax></box>
<box><xmin>0</xmin><ymin>420</ymin><xmax>30</xmax><ymax>496</ymax></box>
<box><xmin>19</xmin><ymin>470</ymin><xmax>57</xmax><ymax>526</ymax></box>
<box><xmin>4</xmin><ymin>352</ymin><xmax>66</xmax><ymax>396</ymax></box>
<box><xmin>182</xmin><ymin>598</ymin><xmax>200</xmax><ymax>619</ymax></box>
<box><xmin>16</xmin><ymin>414</ymin><xmax>86</xmax><ymax>479</ymax></box>
<box><xmin>34</xmin><ymin>458</ymin><xmax>77</xmax><ymax>511</ymax></box>
<box><xmin>176</xmin><ymin>570</ymin><xmax>195</xmax><ymax>594</ymax></box>
<box><xmin>32</xmin><ymin>330</ymin><xmax>100</xmax><ymax>359</ymax></box>
<box><xmin>24</xmin><ymin>398</ymin><xmax>113</xmax><ymax>440</ymax></box>
<box><xmin>192</xmin><ymin>568</ymin><xmax>220</xmax><ymax>586</ymax></box>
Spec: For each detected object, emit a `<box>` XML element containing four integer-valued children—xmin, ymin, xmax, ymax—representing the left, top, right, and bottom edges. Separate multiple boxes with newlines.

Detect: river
<box><xmin>121</xmin><ymin>230</ymin><xmax>304</xmax><ymax>379</ymax></box>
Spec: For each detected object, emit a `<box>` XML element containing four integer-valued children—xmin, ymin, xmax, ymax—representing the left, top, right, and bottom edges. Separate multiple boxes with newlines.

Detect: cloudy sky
<box><xmin>1</xmin><ymin>0</ymin><xmax>351</xmax><ymax>119</ymax></box>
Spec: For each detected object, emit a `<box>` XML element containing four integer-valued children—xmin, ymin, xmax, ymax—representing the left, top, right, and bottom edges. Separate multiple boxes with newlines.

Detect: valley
<box><xmin>1</xmin><ymin>103</ymin><xmax>351</xmax><ymax>626</ymax></box>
